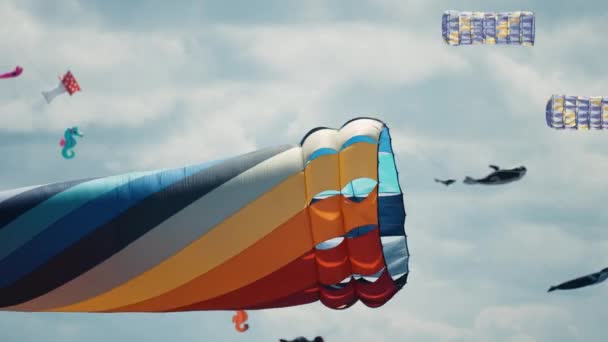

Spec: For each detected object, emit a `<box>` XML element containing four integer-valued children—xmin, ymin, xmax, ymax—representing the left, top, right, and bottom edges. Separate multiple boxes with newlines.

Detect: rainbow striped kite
<box><xmin>0</xmin><ymin>118</ymin><xmax>409</xmax><ymax>312</ymax></box>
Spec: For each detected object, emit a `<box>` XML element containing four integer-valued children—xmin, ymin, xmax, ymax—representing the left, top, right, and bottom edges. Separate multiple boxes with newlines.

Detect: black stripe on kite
<box><xmin>0</xmin><ymin>145</ymin><xmax>293</xmax><ymax>307</ymax></box>
<box><xmin>0</xmin><ymin>178</ymin><xmax>98</xmax><ymax>230</ymax></box>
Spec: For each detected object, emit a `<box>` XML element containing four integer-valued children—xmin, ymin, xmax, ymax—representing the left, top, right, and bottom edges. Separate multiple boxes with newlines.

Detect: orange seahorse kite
<box><xmin>232</xmin><ymin>310</ymin><xmax>249</xmax><ymax>332</ymax></box>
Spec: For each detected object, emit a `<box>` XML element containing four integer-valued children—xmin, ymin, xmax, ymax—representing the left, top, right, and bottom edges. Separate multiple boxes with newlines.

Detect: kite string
<box><xmin>413</xmin><ymin>145</ymin><xmax>450</xmax><ymax>180</ymax></box>
<box><xmin>8</xmin><ymin>41</ymin><xmax>53</xmax><ymax>109</ymax></box>
<box><xmin>12</xmin><ymin>17</ymin><xmax>59</xmax><ymax>83</ymax></box>
<box><xmin>13</xmin><ymin>39</ymin><xmax>54</xmax><ymax>83</ymax></box>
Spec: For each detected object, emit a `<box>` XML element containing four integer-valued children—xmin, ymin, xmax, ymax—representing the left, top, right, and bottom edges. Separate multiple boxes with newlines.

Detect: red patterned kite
<box><xmin>42</xmin><ymin>71</ymin><xmax>81</xmax><ymax>104</ymax></box>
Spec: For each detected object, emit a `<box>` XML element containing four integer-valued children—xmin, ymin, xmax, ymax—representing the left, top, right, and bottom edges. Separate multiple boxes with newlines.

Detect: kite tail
<box><xmin>42</xmin><ymin>83</ymin><xmax>66</xmax><ymax>104</ymax></box>
<box><xmin>62</xmin><ymin>148</ymin><xmax>75</xmax><ymax>159</ymax></box>
<box><xmin>463</xmin><ymin>176</ymin><xmax>477</xmax><ymax>184</ymax></box>
<box><xmin>42</xmin><ymin>90</ymin><xmax>57</xmax><ymax>104</ymax></box>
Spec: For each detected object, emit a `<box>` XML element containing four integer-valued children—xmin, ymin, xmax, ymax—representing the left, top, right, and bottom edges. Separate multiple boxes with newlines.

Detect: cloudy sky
<box><xmin>1</xmin><ymin>0</ymin><xmax>608</xmax><ymax>341</ymax></box>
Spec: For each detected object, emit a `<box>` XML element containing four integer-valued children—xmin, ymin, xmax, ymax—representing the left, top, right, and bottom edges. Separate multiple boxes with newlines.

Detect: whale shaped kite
<box><xmin>280</xmin><ymin>337</ymin><xmax>324</xmax><ymax>342</ymax></box>
<box><xmin>463</xmin><ymin>165</ymin><xmax>527</xmax><ymax>185</ymax></box>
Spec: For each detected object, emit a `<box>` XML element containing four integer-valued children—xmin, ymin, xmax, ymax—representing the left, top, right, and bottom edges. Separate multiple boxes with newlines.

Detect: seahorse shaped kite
<box><xmin>59</xmin><ymin>126</ymin><xmax>83</xmax><ymax>159</ymax></box>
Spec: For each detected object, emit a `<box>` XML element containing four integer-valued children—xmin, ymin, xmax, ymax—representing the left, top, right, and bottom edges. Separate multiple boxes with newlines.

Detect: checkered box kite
<box><xmin>442</xmin><ymin>11</ymin><xmax>535</xmax><ymax>46</ymax></box>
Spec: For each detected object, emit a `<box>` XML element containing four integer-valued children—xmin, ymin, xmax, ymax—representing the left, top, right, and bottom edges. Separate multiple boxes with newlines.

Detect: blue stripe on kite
<box><xmin>307</xmin><ymin>148</ymin><xmax>337</xmax><ymax>163</ymax></box>
<box><xmin>378</xmin><ymin>154</ymin><xmax>400</xmax><ymax>194</ymax></box>
<box><xmin>341</xmin><ymin>136</ymin><xmax>376</xmax><ymax>150</ymax></box>
<box><xmin>310</xmin><ymin>194</ymin><xmax>370</xmax><ymax>204</ymax></box>
<box><xmin>378</xmin><ymin>127</ymin><xmax>393</xmax><ymax>154</ymax></box>
<box><xmin>0</xmin><ymin>179</ymin><xmax>94</xmax><ymax>231</ymax></box>
<box><xmin>377</xmin><ymin>124</ymin><xmax>409</xmax><ymax>284</ymax></box>
<box><xmin>0</xmin><ymin>160</ymin><xmax>222</xmax><ymax>287</ymax></box>
<box><xmin>378</xmin><ymin>194</ymin><xmax>406</xmax><ymax>237</ymax></box>
<box><xmin>345</xmin><ymin>224</ymin><xmax>376</xmax><ymax>238</ymax></box>
<box><xmin>0</xmin><ymin>175</ymin><xmax>154</xmax><ymax>263</ymax></box>
<box><xmin>341</xmin><ymin>178</ymin><xmax>377</xmax><ymax>197</ymax></box>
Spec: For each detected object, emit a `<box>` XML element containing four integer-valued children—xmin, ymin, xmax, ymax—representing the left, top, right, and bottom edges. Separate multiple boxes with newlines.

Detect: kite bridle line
<box><xmin>11</xmin><ymin>41</ymin><xmax>57</xmax><ymax>108</ymax></box>
<box><xmin>412</xmin><ymin>144</ymin><xmax>451</xmax><ymax>181</ymax></box>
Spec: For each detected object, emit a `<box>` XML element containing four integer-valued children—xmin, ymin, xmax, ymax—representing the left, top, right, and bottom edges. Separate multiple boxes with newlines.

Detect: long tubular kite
<box><xmin>0</xmin><ymin>66</ymin><xmax>23</xmax><ymax>79</ymax></box>
<box><xmin>0</xmin><ymin>117</ymin><xmax>408</xmax><ymax>312</ymax></box>
<box><xmin>548</xmin><ymin>267</ymin><xmax>608</xmax><ymax>292</ymax></box>
<box><xmin>442</xmin><ymin>11</ymin><xmax>535</xmax><ymax>46</ymax></box>
<box><xmin>546</xmin><ymin>95</ymin><xmax>608</xmax><ymax>130</ymax></box>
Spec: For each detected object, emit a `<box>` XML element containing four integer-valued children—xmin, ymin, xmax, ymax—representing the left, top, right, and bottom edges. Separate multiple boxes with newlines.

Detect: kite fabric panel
<box><xmin>442</xmin><ymin>11</ymin><xmax>535</xmax><ymax>46</ymax></box>
<box><xmin>0</xmin><ymin>117</ymin><xmax>409</xmax><ymax>312</ymax></box>
<box><xmin>546</xmin><ymin>95</ymin><xmax>608</xmax><ymax>130</ymax></box>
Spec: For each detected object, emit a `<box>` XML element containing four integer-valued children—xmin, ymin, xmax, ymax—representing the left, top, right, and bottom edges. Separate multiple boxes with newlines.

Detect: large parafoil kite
<box><xmin>442</xmin><ymin>11</ymin><xmax>535</xmax><ymax>46</ymax></box>
<box><xmin>0</xmin><ymin>117</ymin><xmax>409</xmax><ymax>312</ymax></box>
<box><xmin>546</xmin><ymin>95</ymin><xmax>608</xmax><ymax>130</ymax></box>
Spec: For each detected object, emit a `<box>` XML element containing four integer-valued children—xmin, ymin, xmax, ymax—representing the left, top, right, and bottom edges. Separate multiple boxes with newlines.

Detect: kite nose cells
<box><xmin>299</xmin><ymin>118</ymin><xmax>408</xmax><ymax>309</ymax></box>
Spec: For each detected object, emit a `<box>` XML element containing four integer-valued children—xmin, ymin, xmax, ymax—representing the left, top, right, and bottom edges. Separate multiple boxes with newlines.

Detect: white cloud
<box><xmin>484</xmin><ymin>16</ymin><xmax>608</xmax><ymax>112</ymax></box>
<box><xmin>1</xmin><ymin>1</ymin><xmax>469</xmax><ymax>174</ymax></box>
<box><xmin>473</xmin><ymin>304</ymin><xmax>579</xmax><ymax>342</ymax></box>
<box><xmin>220</xmin><ymin>23</ymin><xmax>468</xmax><ymax>87</ymax></box>
<box><xmin>259</xmin><ymin>303</ymin><xmax>474</xmax><ymax>341</ymax></box>
<box><xmin>484</xmin><ymin>52</ymin><xmax>606</xmax><ymax>111</ymax></box>
<box><xmin>258</xmin><ymin>301</ymin><xmax>583</xmax><ymax>342</ymax></box>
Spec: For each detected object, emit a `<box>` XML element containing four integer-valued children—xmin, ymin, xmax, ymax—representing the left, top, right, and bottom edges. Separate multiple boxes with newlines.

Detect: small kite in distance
<box><xmin>42</xmin><ymin>70</ymin><xmax>81</xmax><ymax>103</ymax></box>
<box><xmin>435</xmin><ymin>178</ymin><xmax>456</xmax><ymax>186</ymax></box>
<box><xmin>232</xmin><ymin>310</ymin><xmax>249</xmax><ymax>332</ymax></box>
<box><xmin>60</xmin><ymin>126</ymin><xmax>83</xmax><ymax>159</ymax></box>
<box><xmin>548</xmin><ymin>267</ymin><xmax>608</xmax><ymax>292</ymax></box>
<box><xmin>442</xmin><ymin>11</ymin><xmax>535</xmax><ymax>46</ymax></box>
<box><xmin>0</xmin><ymin>66</ymin><xmax>23</xmax><ymax>79</ymax></box>
<box><xmin>546</xmin><ymin>95</ymin><xmax>608</xmax><ymax>130</ymax></box>
<box><xmin>463</xmin><ymin>165</ymin><xmax>526</xmax><ymax>185</ymax></box>
<box><xmin>279</xmin><ymin>337</ymin><xmax>324</xmax><ymax>342</ymax></box>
